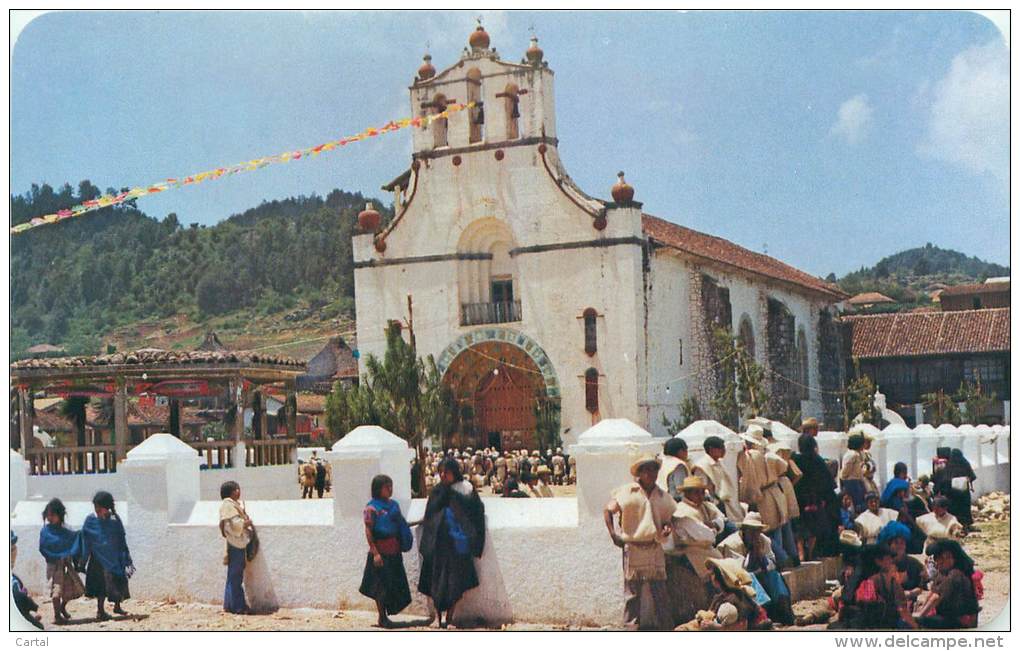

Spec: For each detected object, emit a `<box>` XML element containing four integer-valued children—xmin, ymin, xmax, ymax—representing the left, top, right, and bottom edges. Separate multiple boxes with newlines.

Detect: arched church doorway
<box><xmin>437</xmin><ymin>329</ymin><xmax>560</xmax><ymax>452</ymax></box>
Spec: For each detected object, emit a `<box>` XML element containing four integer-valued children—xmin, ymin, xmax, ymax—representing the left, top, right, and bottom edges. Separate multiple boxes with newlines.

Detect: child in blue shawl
<box><xmin>39</xmin><ymin>498</ymin><xmax>85</xmax><ymax>623</ymax></box>
<box><xmin>358</xmin><ymin>474</ymin><xmax>413</xmax><ymax>627</ymax></box>
<box><xmin>81</xmin><ymin>491</ymin><xmax>134</xmax><ymax>620</ymax></box>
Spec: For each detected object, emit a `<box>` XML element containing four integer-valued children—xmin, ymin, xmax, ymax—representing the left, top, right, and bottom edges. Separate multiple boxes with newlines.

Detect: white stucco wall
<box><xmin>643</xmin><ymin>250</ymin><xmax>831</xmax><ymax>436</ymax></box>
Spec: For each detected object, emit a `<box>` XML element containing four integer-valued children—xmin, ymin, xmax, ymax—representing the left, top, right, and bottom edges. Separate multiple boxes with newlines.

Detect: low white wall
<box><xmin>27</xmin><ymin>473</ymin><xmax>125</xmax><ymax>503</ymax></box>
<box><xmin>199</xmin><ymin>465</ymin><xmax>300</xmax><ymax>501</ymax></box>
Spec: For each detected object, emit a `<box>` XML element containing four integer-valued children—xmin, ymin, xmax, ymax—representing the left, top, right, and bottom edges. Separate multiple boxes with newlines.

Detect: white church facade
<box><xmin>353</xmin><ymin>24</ymin><xmax>847</xmax><ymax>449</ymax></box>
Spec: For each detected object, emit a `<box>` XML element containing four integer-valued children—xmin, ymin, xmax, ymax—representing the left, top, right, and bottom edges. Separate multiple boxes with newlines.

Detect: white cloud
<box><xmin>830</xmin><ymin>94</ymin><xmax>873</xmax><ymax>145</ymax></box>
<box><xmin>919</xmin><ymin>40</ymin><xmax>1008</xmax><ymax>185</ymax></box>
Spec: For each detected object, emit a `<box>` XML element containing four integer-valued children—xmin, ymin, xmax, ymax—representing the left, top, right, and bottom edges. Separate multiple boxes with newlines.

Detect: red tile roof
<box><xmin>939</xmin><ymin>281</ymin><xmax>1010</xmax><ymax>297</ymax></box>
<box><xmin>845</xmin><ymin>307</ymin><xmax>1009</xmax><ymax>358</ymax></box>
<box><xmin>642</xmin><ymin>214</ymin><xmax>846</xmax><ymax>299</ymax></box>
<box><xmin>848</xmin><ymin>292</ymin><xmax>895</xmax><ymax>305</ymax></box>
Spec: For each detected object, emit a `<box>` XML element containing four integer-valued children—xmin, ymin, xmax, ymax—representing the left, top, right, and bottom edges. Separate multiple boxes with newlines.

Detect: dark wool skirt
<box><xmin>84</xmin><ymin>556</ymin><xmax>130</xmax><ymax>602</ymax></box>
<box><xmin>359</xmin><ymin>552</ymin><xmax>412</xmax><ymax>616</ymax></box>
<box><xmin>417</xmin><ymin>541</ymin><xmax>479</xmax><ymax>613</ymax></box>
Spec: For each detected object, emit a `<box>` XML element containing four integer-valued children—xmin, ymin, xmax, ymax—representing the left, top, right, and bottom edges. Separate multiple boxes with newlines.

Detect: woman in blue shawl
<box><xmin>881</xmin><ymin>463</ymin><xmax>912</xmax><ymax>511</ymax></box>
<box><xmin>81</xmin><ymin>491</ymin><xmax>134</xmax><ymax>620</ymax></box>
<box><xmin>39</xmin><ymin>498</ymin><xmax>85</xmax><ymax>623</ymax></box>
<box><xmin>417</xmin><ymin>457</ymin><xmax>486</xmax><ymax>628</ymax></box>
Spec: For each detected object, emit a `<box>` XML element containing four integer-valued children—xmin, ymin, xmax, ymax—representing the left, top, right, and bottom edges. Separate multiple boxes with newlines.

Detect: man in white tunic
<box><xmin>693</xmin><ymin>435</ymin><xmax>746</xmax><ymax>524</ymax></box>
<box><xmin>657</xmin><ymin>438</ymin><xmax>691</xmax><ymax>502</ymax></box>
<box><xmin>668</xmin><ymin>475</ymin><xmax>726</xmax><ymax>625</ymax></box>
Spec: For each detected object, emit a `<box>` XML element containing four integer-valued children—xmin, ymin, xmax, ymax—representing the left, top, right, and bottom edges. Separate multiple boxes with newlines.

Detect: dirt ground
<box><xmin>33</xmin><ymin>492</ymin><xmax>1007</xmax><ymax>632</ymax></box>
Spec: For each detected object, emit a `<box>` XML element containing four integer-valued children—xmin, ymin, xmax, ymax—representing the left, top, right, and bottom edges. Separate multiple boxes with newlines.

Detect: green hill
<box><xmin>836</xmin><ymin>243</ymin><xmax>1009</xmax><ymax>311</ymax></box>
<box><xmin>10</xmin><ymin>181</ymin><xmax>390</xmax><ymax>358</ymax></box>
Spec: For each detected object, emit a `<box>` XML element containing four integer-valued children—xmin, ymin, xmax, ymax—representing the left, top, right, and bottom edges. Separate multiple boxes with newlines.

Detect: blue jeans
<box><xmin>769</xmin><ymin>523</ymin><xmax>799</xmax><ymax>566</ymax></box>
<box><xmin>224</xmin><ymin>545</ymin><xmax>248</xmax><ymax>613</ymax></box>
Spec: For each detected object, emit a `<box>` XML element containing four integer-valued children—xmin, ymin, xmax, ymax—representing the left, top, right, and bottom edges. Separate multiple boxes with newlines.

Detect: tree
<box><xmin>955</xmin><ymin>375</ymin><xmax>996</xmax><ymax>425</ymax></box>
<box><xmin>708</xmin><ymin>327</ymin><xmax>768</xmax><ymax>428</ymax></box>
<box><xmin>60</xmin><ymin>397</ymin><xmax>89</xmax><ymax>446</ymax></box>
<box><xmin>662</xmin><ymin>395</ymin><xmax>702</xmax><ymax>436</ymax></box>
<box><xmin>325</xmin><ymin>320</ymin><xmax>458</xmax><ymax>495</ymax></box>
<box><xmin>923</xmin><ymin>389</ymin><xmax>961</xmax><ymax>427</ymax></box>
<box><xmin>533</xmin><ymin>393</ymin><xmax>562</xmax><ymax>452</ymax></box>
<box><xmin>845</xmin><ymin>359</ymin><xmax>877</xmax><ymax>428</ymax></box>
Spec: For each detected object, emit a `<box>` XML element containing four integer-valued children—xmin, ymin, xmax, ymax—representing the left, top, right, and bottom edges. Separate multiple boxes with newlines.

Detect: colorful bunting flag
<box><xmin>11</xmin><ymin>102</ymin><xmax>473</xmax><ymax>235</ymax></box>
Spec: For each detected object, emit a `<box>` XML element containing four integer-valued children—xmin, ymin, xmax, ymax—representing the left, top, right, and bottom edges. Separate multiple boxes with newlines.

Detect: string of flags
<box><xmin>10</xmin><ymin>102</ymin><xmax>474</xmax><ymax>235</ymax></box>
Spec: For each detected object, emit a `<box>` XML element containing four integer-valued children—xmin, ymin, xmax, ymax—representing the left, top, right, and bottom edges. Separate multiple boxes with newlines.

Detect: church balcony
<box><xmin>461</xmin><ymin>300</ymin><xmax>522</xmax><ymax>326</ymax></box>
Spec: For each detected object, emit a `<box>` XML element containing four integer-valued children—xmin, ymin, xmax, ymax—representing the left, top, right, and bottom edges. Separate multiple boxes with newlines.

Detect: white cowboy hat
<box><xmin>739</xmin><ymin>425</ymin><xmax>767</xmax><ymax>447</ymax></box>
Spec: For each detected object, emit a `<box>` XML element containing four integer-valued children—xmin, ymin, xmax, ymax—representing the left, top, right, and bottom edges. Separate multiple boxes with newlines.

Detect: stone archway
<box><xmin>437</xmin><ymin>328</ymin><xmax>559</xmax><ymax>450</ymax></box>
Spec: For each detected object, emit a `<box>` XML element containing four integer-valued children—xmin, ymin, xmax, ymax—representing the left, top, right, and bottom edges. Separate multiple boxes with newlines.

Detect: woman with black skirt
<box><xmin>417</xmin><ymin>457</ymin><xmax>486</xmax><ymax>628</ymax></box>
<box><xmin>359</xmin><ymin>474</ymin><xmax>413</xmax><ymax>628</ymax></box>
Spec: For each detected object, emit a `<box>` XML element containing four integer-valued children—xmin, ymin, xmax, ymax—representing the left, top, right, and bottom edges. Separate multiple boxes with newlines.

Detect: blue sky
<box><xmin>10</xmin><ymin>10</ymin><xmax>1009</xmax><ymax>276</ymax></box>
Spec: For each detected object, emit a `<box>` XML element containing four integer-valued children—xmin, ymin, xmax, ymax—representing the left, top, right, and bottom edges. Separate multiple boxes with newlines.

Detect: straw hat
<box><xmin>801</xmin><ymin>417</ymin><xmax>819</xmax><ymax>430</ymax></box>
<box><xmin>629</xmin><ymin>454</ymin><xmax>661</xmax><ymax>477</ymax></box>
<box><xmin>739</xmin><ymin>425</ymin><xmax>767</xmax><ymax>447</ymax></box>
<box><xmin>738</xmin><ymin>512</ymin><xmax>766</xmax><ymax>530</ymax></box>
<box><xmin>839</xmin><ymin>530</ymin><xmax>863</xmax><ymax>548</ymax></box>
<box><xmin>705</xmin><ymin>557</ymin><xmax>757</xmax><ymax>599</ymax></box>
<box><xmin>536</xmin><ymin>465</ymin><xmax>552</xmax><ymax>476</ymax></box>
<box><xmin>680</xmin><ymin>475</ymin><xmax>708</xmax><ymax>492</ymax></box>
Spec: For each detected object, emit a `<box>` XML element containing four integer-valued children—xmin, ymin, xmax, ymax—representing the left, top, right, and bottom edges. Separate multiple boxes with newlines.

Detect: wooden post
<box><xmin>169</xmin><ymin>398</ymin><xmax>181</xmax><ymax>438</ymax></box>
<box><xmin>114</xmin><ymin>382</ymin><xmax>129</xmax><ymax>465</ymax></box>
<box><xmin>258</xmin><ymin>394</ymin><xmax>268</xmax><ymax>442</ymax></box>
<box><xmin>17</xmin><ymin>387</ymin><xmax>33</xmax><ymax>454</ymax></box>
<box><xmin>230</xmin><ymin>381</ymin><xmax>246</xmax><ymax>442</ymax></box>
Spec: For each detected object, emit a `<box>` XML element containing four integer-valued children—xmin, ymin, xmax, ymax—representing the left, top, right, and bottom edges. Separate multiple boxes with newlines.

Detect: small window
<box><xmin>583</xmin><ymin>308</ymin><xmax>598</xmax><ymax>356</ymax></box>
<box><xmin>585</xmin><ymin>368</ymin><xmax>599</xmax><ymax>414</ymax></box>
<box><xmin>973</xmin><ymin>297</ymin><xmax>982</xmax><ymax>310</ymax></box>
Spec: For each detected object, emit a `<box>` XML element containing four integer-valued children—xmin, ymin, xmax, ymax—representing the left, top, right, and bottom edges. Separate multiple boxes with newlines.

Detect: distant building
<box><xmin>844</xmin><ymin>307</ymin><xmax>1010</xmax><ymax>424</ymax></box>
<box><xmin>24</xmin><ymin>343</ymin><xmax>65</xmax><ymax>358</ymax></box>
<box><xmin>296</xmin><ymin>336</ymin><xmax>359</xmax><ymax>393</ymax></box>
<box><xmin>938</xmin><ymin>281</ymin><xmax>1010</xmax><ymax>312</ymax></box>
<box><xmin>847</xmin><ymin>292</ymin><xmax>896</xmax><ymax>310</ymax></box>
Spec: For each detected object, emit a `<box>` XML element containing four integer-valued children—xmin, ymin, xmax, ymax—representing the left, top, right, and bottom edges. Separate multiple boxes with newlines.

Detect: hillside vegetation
<box><xmin>10</xmin><ymin>181</ymin><xmax>388</xmax><ymax>358</ymax></box>
<box><xmin>835</xmin><ymin>243</ymin><xmax>1009</xmax><ymax>312</ymax></box>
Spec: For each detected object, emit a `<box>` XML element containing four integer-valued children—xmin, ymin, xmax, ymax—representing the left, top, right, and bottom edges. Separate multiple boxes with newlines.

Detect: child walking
<box><xmin>358</xmin><ymin>474</ymin><xmax>413</xmax><ymax>628</ymax></box>
<box><xmin>38</xmin><ymin>498</ymin><xmax>86</xmax><ymax>623</ymax></box>
<box><xmin>81</xmin><ymin>491</ymin><xmax>135</xmax><ymax>621</ymax></box>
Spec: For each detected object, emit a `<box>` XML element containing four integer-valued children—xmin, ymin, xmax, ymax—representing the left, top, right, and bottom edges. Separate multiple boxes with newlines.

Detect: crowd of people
<box><xmin>11</xmin><ymin>420</ymin><xmax>986</xmax><ymax>632</ymax></box>
<box><xmin>418</xmin><ymin>447</ymin><xmax>575</xmax><ymax>498</ymax></box>
<box><xmin>603</xmin><ymin>418</ymin><xmax>986</xmax><ymax>631</ymax></box>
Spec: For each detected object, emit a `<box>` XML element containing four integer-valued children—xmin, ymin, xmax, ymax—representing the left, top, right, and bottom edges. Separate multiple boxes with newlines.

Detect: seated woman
<box><xmin>836</xmin><ymin>544</ymin><xmax>917</xmax><ymax>630</ymax></box>
<box><xmin>837</xmin><ymin>491</ymin><xmax>856</xmax><ymax>534</ymax></box>
<box><xmin>914</xmin><ymin>539</ymin><xmax>980</xmax><ymax>629</ymax></box>
<box><xmin>717</xmin><ymin>512</ymin><xmax>793</xmax><ymax>625</ymax></box>
<box><xmin>678</xmin><ymin>558</ymin><xmax>762</xmax><ymax>631</ymax></box>
<box><xmin>877</xmin><ymin>521</ymin><xmax>927</xmax><ymax>607</ymax></box>
<box><xmin>828</xmin><ymin>531</ymin><xmax>862</xmax><ymax>627</ymax></box>
<box><xmin>855</xmin><ymin>492</ymin><xmax>899</xmax><ymax>545</ymax></box>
